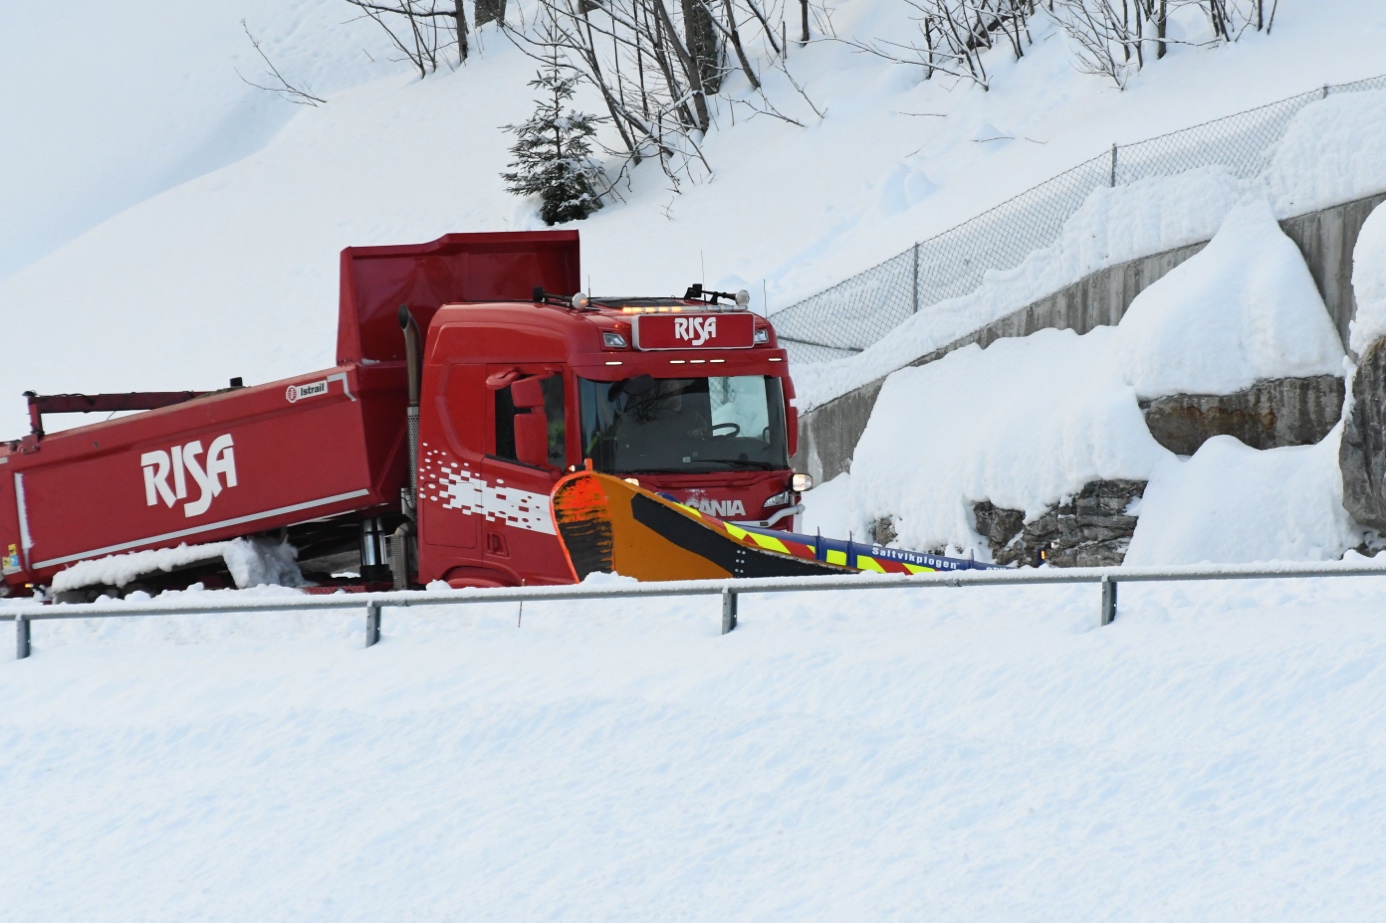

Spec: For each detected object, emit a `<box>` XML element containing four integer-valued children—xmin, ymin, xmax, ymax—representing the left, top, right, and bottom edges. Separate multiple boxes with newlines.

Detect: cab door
<box><xmin>420</xmin><ymin>361</ymin><xmax>489</xmax><ymax>551</ymax></box>
<box><xmin>479</xmin><ymin>367</ymin><xmax>572</xmax><ymax>584</ymax></box>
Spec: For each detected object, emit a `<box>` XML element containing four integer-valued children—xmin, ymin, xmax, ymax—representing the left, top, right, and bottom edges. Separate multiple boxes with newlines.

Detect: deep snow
<box><xmin>8</xmin><ymin>576</ymin><xmax>1386</xmax><ymax>920</ymax></box>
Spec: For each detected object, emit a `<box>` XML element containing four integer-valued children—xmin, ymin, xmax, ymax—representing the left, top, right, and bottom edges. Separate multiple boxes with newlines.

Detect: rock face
<box><xmin>974</xmin><ymin>480</ymin><xmax>1147</xmax><ymax>567</ymax></box>
<box><xmin>1341</xmin><ymin>339</ymin><xmax>1386</xmax><ymax>530</ymax></box>
<box><xmin>1140</xmin><ymin>375</ymin><xmax>1344</xmax><ymax>456</ymax></box>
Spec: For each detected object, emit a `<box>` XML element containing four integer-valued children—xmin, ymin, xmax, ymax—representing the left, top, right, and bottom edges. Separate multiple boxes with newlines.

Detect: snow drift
<box><xmin>847</xmin><ymin>200</ymin><xmax>1354</xmax><ymax>560</ymax></box>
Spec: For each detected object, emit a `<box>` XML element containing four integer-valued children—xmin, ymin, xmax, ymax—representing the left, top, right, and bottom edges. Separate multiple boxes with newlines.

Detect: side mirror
<box><xmin>512</xmin><ymin>376</ymin><xmax>546</xmax><ymax>408</ymax></box>
<box><xmin>514</xmin><ymin>412</ymin><xmax>551</xmax><ymax>468</ymax></box>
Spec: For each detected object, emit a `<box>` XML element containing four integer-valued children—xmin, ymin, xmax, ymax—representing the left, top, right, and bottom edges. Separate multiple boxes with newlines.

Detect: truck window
<box><xmin>494</xmin><ymin>375</ymin><xmax>566</xmax><ymax>468</ymax></box>
<box><xmin>578</xmin><ymin>375</ymin><xmax>787</xmax><ymax>474</ymax></box>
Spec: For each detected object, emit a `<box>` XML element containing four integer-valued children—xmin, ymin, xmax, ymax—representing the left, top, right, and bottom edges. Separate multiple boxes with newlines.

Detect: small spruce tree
<box><xmin>502</xmin><ymin>58</ymin><xmax>605</xmax><ymax>226</ymax></box>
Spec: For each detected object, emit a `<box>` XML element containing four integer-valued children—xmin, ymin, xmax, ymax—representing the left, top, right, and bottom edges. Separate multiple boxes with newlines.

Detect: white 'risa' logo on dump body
<box><xmin>141</xmin><ymin>435</ymin><xmax>238</xmax><ymax>518</ymax></box>
<box><xmin>674</xmin><ymin>316</ymin><xmax>717</xmax><ymax>346</ymax></box>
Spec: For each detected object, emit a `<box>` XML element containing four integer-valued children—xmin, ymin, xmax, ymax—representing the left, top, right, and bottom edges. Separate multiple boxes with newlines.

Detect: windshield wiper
<box><xmin>704</xmin><ymin>458</ymin><xmax>776</xmax><ymax>469</ymax></box>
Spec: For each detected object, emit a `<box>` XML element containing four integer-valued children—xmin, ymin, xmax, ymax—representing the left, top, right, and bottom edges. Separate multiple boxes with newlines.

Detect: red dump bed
<box><xmin>0</xmin><ymin>230</ymin><xmax>582</xmax><ymax>592</ymax></box>
<box><xmin>0</xmin><ymin>364</ymin><xmax>408</xmax><ymax>588</ymax></box>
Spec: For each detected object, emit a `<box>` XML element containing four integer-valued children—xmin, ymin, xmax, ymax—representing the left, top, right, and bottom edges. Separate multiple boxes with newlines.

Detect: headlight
<box><xmin>603</xmin><ymin>331</ymin><xmax>628</xmax><ymax>348</ymax></box>
<box><xmin>753</xmin><ymin>327</ymin><xmax>770</xmax><ymax>344</ymax></box>
<box><xmin>764</xmin><ymin>490</ymin><xmax>792</xmax><ymax>508</ymax></box>
<box><xmin>791</xmin><ymin>472</ymin><xmax>814</xmax><ymax>492</ymax></box>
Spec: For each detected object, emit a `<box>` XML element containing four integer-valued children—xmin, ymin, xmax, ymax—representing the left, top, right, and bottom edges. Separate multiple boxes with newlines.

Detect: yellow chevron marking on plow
<box><xmin>903</xmin><ymin>563</ymin><xmax>937</xmax><ymax>574</ymax></box>
<box><xmin>750</xmin><ymin>534</ymin><xmax>791</xmax><ymax>555</ymax></box>
<box><xmin>826</xmin><ymin>549</ymin><xmax>848</xmax><ymax>566</ymax></box>
<box><xmin>725</xmin><ymin>524</ymin><xmax>750</xmax><ymax>540</ymax></box>
<box><xmin>857</xmin><ymin>556</ymin><xmax>888</xmax><ymax>573</ymax></box>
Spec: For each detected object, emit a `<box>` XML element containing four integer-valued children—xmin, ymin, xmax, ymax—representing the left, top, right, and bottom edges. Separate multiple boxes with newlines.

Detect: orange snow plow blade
<box><xmin>549</xmin><ymin>471</ymin><xmax>848</xmax><ymax>583</ymax></box>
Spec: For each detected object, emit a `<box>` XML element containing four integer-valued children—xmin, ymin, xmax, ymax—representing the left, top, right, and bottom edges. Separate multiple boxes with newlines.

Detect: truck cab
<box><xmin>416</xmin><ymin>290</ymin><xmax>803</xmax><ymax>588</ymax></box>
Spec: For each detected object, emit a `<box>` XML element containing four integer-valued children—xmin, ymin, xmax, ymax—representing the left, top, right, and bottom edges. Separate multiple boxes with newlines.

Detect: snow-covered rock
<box><xmin>1125</xmin><ymin>431</ymin><xmax>1359</xmax><ymax>565</ymax></box>
<box><xmin>1115</xmin><ymin>199</ymin><xmax>1344</xmax><ymax>399</ymax></box>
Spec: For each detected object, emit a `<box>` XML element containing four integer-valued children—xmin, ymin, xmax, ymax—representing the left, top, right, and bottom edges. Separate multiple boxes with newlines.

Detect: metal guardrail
<box><xmin>5</xmin><ymin>560</ymin><xmax>1386</xmax><ymax>660</ymax></box>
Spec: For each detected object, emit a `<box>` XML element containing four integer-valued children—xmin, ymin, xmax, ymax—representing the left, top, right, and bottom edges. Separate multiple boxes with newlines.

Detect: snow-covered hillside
<box><xmin>3</xmin><ymin>1</ymin><xmax>1386</xmax><ymax>440</ymax></box>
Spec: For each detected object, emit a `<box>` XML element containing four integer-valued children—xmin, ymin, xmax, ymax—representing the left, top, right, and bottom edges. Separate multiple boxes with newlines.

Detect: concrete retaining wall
<box><xmin>793</xmin><ymin>191</ymin><xmax>1386</xmax><ymax>483</ymax></box>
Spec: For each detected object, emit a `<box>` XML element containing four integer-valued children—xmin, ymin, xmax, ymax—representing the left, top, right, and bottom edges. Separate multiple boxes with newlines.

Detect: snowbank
<box><xmin>848</xmin><ymin>200</ymin><xmax>1351</xmax><ymax>560</ymax></box>
<box><xmin>8</xmin><ymin>578</ymin><xmax>1386</xmax><ymax>919</ymax></box>
<box><xmin>50</xmin><ymin>536</ymin><xmax>303</xmax><ymax>592</ymax></box>
<box><xmin>50</xmin><ymin>543</ymin><xmax>229</xmax><ymax>593</ymax></box>
<box><xmin>1124</xmin><ymin>431</ymin><xmax>1359</xmax><ymax>565</ymax></box>
<box><xmin>1116</xmin><ymin>199</ymin><xmax>1344</xmax><ymax>398</ymax></box>
<box><xmin>798</xmin><ymin>472</ymin><xmax>852</xmax><ymax>540</ymax></box>
<box><xmin>850</xmin><ymin>328</ymin><xmax>1169</xmax><ymax>554</ymax></box>
<box><xmin>1349</xmin><ymin>200</ymin><xmax>1386</xmax><ymax>354</ymax></box>
<box><xmin>1267</xmin><ymin>88</ymin><xmax>1386</xmax><ymax>217</ymax></box>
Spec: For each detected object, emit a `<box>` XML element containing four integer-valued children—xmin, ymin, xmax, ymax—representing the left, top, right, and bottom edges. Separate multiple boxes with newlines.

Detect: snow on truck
<box><xmin>0</xmin><ymin>231</ymin><xmax>812</xmax><ymax>597</ymax></box>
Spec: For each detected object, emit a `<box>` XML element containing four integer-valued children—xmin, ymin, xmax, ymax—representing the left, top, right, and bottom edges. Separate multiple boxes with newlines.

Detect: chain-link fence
<box><xmin>773</xmin><ymin>74</ymin><xmax>1386</xmax><ymax>364</ymax></box>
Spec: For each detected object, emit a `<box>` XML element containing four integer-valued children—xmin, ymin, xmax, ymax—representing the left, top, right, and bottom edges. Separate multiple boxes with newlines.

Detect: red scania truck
<box><xmin>0</xmin><ymin>231</ymin><xmax>808</xmax><ymax>596</ymax></box>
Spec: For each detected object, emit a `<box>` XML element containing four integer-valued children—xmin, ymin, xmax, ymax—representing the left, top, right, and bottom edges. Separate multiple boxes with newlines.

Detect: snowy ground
<box><xmin>6</xmin><ymin>576</ymin><xmax>1386</xmax><ymax>920</ymax></box>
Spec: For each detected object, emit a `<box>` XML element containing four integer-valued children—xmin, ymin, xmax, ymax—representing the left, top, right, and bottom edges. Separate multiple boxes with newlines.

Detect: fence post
<box><xmin>1109</xmin><ymin>143</ymin><xmax>1118</xmax><ymax>187</ymax></box>
<box><xmin>15</xmin><ymin>616</ymin><xmax>30</xmax><ymax>660</ymax></box>
<box><xmin>1100</xmin><ymin>577</ymin><xmax>1118</xmax><ymax>626</ymax></box>
<box><xmin>721</xmin><ymin>588</ymin><xmax>738</xmax><ymax>634</ymax></box>
<box><xmin>365</xmin><ymin>602</ymin><xmax>381</xmax><ymax>648</ymax></box>
<box><xmin>912</xmin><ymin>243</ymin><xmax>920</xmax><ymax>314</ymax></box>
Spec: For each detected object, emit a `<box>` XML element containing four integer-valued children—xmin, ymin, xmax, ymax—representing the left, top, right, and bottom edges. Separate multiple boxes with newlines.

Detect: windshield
<box><xmin>579</xmin><ymin>375</ymin><xmax>789</xmax><ymax>474</ymax></box>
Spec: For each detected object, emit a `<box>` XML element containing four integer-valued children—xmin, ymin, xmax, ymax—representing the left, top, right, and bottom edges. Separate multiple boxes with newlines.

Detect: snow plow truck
<box><xmin>0</xmin><ymin>231</ymin><xmax>811</xmax><ymax>597</ymax></box>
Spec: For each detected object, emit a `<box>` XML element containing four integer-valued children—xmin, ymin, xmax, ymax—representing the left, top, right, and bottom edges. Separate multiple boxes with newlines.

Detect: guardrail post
<box><xmin>16</xmin><ymin>615</ymin><xmax>31</xmax><ymax>660</ymax></box>
<box><xmin>365</xmin><ymin>603</ymin><xmax>381</xmax><ymax>648</ymax></box>
<box><xmin>721</xmin><ymin>589</ymin><xmax>738</xmax><ymax>634</ymax></box>
<box><xmin>1100</xmin><ymin>577</ymin><xmax>1117</xmax><ymax>626</ymax></box>
<box><xmin>1110</xmin><ymin>143</ymin><xmax>1118</xmax><ymax>187</ymax></box>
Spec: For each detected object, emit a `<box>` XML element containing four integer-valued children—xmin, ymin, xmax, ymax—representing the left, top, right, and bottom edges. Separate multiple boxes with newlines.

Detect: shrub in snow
<box><xmin>502</xmin><ymin>61</ymin><xmax>605</xmax><ymax>226</ymax></box>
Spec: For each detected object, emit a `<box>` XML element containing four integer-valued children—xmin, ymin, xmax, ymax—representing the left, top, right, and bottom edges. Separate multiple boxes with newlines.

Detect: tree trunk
<box><xmin>454</xmin><ymin>0</ymin><xmax>469</xmax><ymax>62</ymax></box>
<box><xmin>719</xmin><ymin>0</ymin><xmax>760</xmax><ymax>90</ymax></box>
<box><xmin>476</xmin><ymin>0</ymin><xmax>506</xmax><ymax>28</ymax></box>
<box><xmin>1156</xmin><ymin>0</ymin><xmax>1166</xmax><ymax>59</ymax></box>
<box><xmin>653</xmin><ymin>0</ymin><xmax>711</xmax><ymax>132</ymax></box>
<box><xmin>681</xmin><ymin>0</ymin><xmax>723</xmax><ymax>95</ymax></box>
